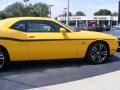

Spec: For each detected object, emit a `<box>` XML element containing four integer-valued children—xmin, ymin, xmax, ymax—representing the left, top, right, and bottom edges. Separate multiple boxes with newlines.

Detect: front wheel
<box><xmin>86</xmin><ymin>42</ymin><xmax>109</xmax><ymax>64</ymax></box>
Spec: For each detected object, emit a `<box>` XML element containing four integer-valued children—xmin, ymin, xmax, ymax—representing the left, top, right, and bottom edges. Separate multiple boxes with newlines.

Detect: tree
<box><xmin>68</xmin><ymin>12</ymin><xmax>72</xmax><ymax>16</ymax></box>
<box><xmin>76</xmin><ymin>11</ymin><xmax>86</xmax><ymax>16</ymax></box>
<box><xmin>59</xmin><ymin>12</ymin><xmax>72</xmax><ymax>17</ymax></box>
<box><xmin>0</xmin><ymin>2</ymin><xmax>49</xmax><ymax>19</ymax></box>
<box><xmin>111</xmin><ymin>12</ymin><xmax>118</xmax><ymax>16</ymax></box>
<box><xmin>22</xmin><ymin>4</ymin><xmax>35</xmax><ymax>17</ymax></box>
<box><xmin>94</xmin><ymin>9</ymin><xmax>111</xmax><ymax>16</ymax></box>
<box><xmin>0</xmin><ymin>11</ymin><xmax>7</xmax><ymax>19</ymax></box>
<box><xmin>33</xmin><ymin>2</ymin><xmax>49</xmax><ymax>17</ymax></box>
<box><xmin>4</xmin><ymin>2</ymin><xmax>25</xmax><ymax>17</ymax></box>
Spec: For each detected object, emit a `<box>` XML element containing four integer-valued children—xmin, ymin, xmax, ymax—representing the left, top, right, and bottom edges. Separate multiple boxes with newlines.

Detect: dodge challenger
<box><xmin>0</xmin><ymin>17</ymin><xmax>119</xmax><ymax>70</ymax></box>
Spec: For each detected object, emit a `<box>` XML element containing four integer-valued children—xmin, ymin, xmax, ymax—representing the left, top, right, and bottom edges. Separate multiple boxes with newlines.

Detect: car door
<box><xmin>8</xmin><ymin>21</ymin><xmax>28</xmax><ymax>61</ymax></box>
<box><xmin>26</xmin><ymin>20</ymin><xmax>78</xmax><ymax>60</ymax></box>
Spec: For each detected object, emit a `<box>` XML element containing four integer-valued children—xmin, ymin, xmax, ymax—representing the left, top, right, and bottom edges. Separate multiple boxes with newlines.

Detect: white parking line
<box><xmin>28</xmin><ymin>70</ymin><xmax>120</xmax><ymax>90</ymax></box>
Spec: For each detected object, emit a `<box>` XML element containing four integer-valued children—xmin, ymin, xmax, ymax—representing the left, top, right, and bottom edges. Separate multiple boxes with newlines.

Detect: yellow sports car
<box><xmin>0</xmin><ymin>17</ymin><xmax>119</xmax><ymax>70</ymax></box>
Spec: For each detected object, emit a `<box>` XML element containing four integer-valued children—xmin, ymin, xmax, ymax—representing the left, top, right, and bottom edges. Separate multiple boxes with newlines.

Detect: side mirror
<box><xmin>60</xmin><ymin>28</ymin><xmax>66</xmax><ymax>35</ymax></box>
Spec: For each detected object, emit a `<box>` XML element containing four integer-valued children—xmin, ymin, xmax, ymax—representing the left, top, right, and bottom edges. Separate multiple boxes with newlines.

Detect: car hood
<box><xmin>74</xmin><ymin>31</ymin><xmax>117</xmax><ymax>40</ymax></box>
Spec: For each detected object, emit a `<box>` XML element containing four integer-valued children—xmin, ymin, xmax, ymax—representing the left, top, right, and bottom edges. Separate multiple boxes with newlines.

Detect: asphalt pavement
<box><xmin>0</xmin><ymin>52</ymin><xmax>120</xmax><ymax>90</ymax></box>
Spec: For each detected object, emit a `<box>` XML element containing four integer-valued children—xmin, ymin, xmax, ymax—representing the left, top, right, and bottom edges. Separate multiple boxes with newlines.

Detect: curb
<box><xmin>28</xmin><ymin>71</ymin><xmax>120</xmax><ymax>90</ymax></box>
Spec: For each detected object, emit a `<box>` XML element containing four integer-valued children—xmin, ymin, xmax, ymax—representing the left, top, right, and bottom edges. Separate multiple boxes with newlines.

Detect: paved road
<box><xmin>0</xmin><ymin>52</ymin><xmax>120</xmax><ymax>90</ymax></box>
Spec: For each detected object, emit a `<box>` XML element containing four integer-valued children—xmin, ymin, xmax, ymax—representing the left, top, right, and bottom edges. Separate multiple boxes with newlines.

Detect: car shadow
<box><xmin>1</xmin><ymin>59</ymin><xmax>87</xmax><ymax>73</ymax></box>
<box><xmin>0</xmin><ymin>54</ymin><xmax>120</xmax><ymax>89</ymax></box>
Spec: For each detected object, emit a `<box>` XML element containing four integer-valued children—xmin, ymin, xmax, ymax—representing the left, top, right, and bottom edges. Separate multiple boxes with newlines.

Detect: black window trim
<box><xmin>10</xmin><ymin>20</ymin><xmax>71</xmax><ymax>33</ymax></box>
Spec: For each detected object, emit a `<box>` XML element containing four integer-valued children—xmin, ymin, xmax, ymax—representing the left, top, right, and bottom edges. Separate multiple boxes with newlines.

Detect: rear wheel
<box><xmin>0</xmin><ymin>48</ymin><xmax>9</xmax><ymax>70</ymax></box>
<box><xmin>86</xmin><ymin>42</ymin><xmax>109</xmax><ymax>64</ymax></box>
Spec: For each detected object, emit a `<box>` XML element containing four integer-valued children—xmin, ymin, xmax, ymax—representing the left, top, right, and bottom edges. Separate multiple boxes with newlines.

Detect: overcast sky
<box><xmin>0</xmin><ymin>0</ymin><xmax>119</xmax><ymax>18</ymax></box>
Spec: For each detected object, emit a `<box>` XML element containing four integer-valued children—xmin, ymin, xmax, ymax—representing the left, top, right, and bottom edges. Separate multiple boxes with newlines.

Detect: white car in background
<box><xmin>110</xmin><ymin>26</ymin><xmax>120</xmax><ymax>47</ymax></box>
<box><xmin>111</xmin><ymin>26</ymin><xmax>120</xmax><ymax>36</ymax></box>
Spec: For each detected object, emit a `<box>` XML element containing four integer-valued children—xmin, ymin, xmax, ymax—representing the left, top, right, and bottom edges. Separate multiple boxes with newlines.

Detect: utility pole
<box><xmin>49</xmin><ymin>5</ymin><xmax>53</xmax><ymax>18</ymax></box>
<box><xmin>118</xmin><ymin>0</ymin><xmax>120</xmax><ymax>25</ymax></box>
<box><xmin>64</xmin><ymin>8</ymin><xmax>67</xmax><ymax>24</ymax></box>
<box><xmin>66</xmin><ymin>0</ymin><xmax>70</xmax><ymax>26</ymax></box>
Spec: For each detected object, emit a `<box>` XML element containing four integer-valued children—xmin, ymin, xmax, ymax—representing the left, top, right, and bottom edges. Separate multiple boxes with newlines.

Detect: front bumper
<box><xmin>118</xmin><ymin>39</ymin><xmax>120</xmax><ymax>51</ymax></box>
<box><xmin>118</xmin><ymin>40</ymin><xmax>120</xmax><ymax>47</ymax></box>
<box><xmin>118</xmin><ymin>38</ymin><xmax>120</xmax><ymax>47</ymax></box>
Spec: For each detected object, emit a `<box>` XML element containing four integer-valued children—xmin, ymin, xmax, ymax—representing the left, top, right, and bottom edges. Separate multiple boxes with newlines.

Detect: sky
<box><xmin>0</xmin><ymin>0</ymin><xmax>119</xmax><ymax>18</ymax></box>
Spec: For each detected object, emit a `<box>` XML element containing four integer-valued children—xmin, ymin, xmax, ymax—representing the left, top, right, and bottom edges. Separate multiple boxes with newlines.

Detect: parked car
<box><xmin>0</xmin><ymin>17</ymin><xmax>118</xmax><ymax>70</ymax></box>
<box><xmin>70</xmin><ymin>24</ymin><xmax>88</xmax><ymax>32</ymax></box>
<box><xmin>108</xmin><ymin>26</ymin><xmax>120</xmax><ymax>47</ymax></box>
<box><xmin>79</xmin><ymin>24</ymin><xmax>88</xmax><ymax>30</ymax></box>
<box><xmin>101</xmin><ymin>25</ymin><xmax>111</xmax><ymax>31</ymax></box>
<box><xmin>88</xmin><ymin>25</ymin><xmax>103</xmax><ymax>32</ymax></box>
<box><xmin>70</xmin><ymin>26</ymin><xmax>80</xmax><ymax>32</ymax></box>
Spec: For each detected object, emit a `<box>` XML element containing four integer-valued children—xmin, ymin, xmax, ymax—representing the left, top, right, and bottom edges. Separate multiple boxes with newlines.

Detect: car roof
<box><xmin>0</xmin><ymin>17</ymin><xmax>57</xmax><ymax>29</ymax></box>
<box><xmin>1</xmin><ymin>17</ymin><xmax>52</xmax><ymax>21</ymax></box>
<box><xmin>0</xmin><ymin>17</ymin><xmax>73</xmax><ymax>32</ymax></box>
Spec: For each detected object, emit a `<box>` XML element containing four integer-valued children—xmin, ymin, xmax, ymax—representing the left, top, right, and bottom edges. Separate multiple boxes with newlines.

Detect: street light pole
<box><xmin>66</xmin><ymin>0</ymin><xmax>70</xmax><ymax>26</ymax></box>
<box><xmin>110</xmin><ymin>15</ymin><xmax>113</xmax><ymax>27</ymax></box>
<box><xmin>23</xmin><ymin>0</ymin><xmax>29</xmax><ymax>7</ymax></box>
<box><xmin>118</xmin><ymin>0</ymin><xmax>120</xmax><ymax>25</ymax></box>
<box><xmin>49</xmin><ymin>5</ymin><xmax>53</xmax><ymax>18</ymax></box>
<box><xmin>64</xmin><ymin>8</ymin><xmax>67</xmax><ymax>24</ymax></box>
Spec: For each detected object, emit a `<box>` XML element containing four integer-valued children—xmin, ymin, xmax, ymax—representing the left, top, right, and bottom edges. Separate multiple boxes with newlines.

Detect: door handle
<box><xmin>29</xmin><ymin>36</ymin><xmax>35</xmax><ymax>38</ymax></box>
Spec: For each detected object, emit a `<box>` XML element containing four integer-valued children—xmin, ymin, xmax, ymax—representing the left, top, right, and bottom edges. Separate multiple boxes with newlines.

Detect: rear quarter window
<box><xmin>10</xmin><ymin>21</ymin><xmax>27</xmax><ymax>32</ymax></box>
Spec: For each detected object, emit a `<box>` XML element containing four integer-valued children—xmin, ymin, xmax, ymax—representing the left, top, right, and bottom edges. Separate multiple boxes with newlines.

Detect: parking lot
<box><xmin>0</xmin><ymin>52</ymin><xmax>119</xmax><ymax>90</ymax></box>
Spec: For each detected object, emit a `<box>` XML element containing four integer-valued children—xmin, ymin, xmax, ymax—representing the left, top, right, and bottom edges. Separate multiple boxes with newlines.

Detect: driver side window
<box><xmin>27</xmin><ymin>20</ymin><xmax>62</xmax><ymax>32</ymax></box>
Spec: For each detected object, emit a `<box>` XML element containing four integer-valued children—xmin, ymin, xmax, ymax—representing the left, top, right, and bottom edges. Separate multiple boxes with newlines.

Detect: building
<box><xmin>57</xmin><ymin>16</ymin><xmax>118</xmax><ymax>27</ymax></box>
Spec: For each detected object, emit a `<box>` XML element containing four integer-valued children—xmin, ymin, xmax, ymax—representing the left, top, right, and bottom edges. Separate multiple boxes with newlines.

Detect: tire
<box><xmin>86</xmin><ymin>41</ymin><xmax>109</xmax><ymax>64</ymax></box>
<box><xmin>0</xmin><ymin>48</ymin><xmax>9</xmax><ymax>71</ymax></box>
